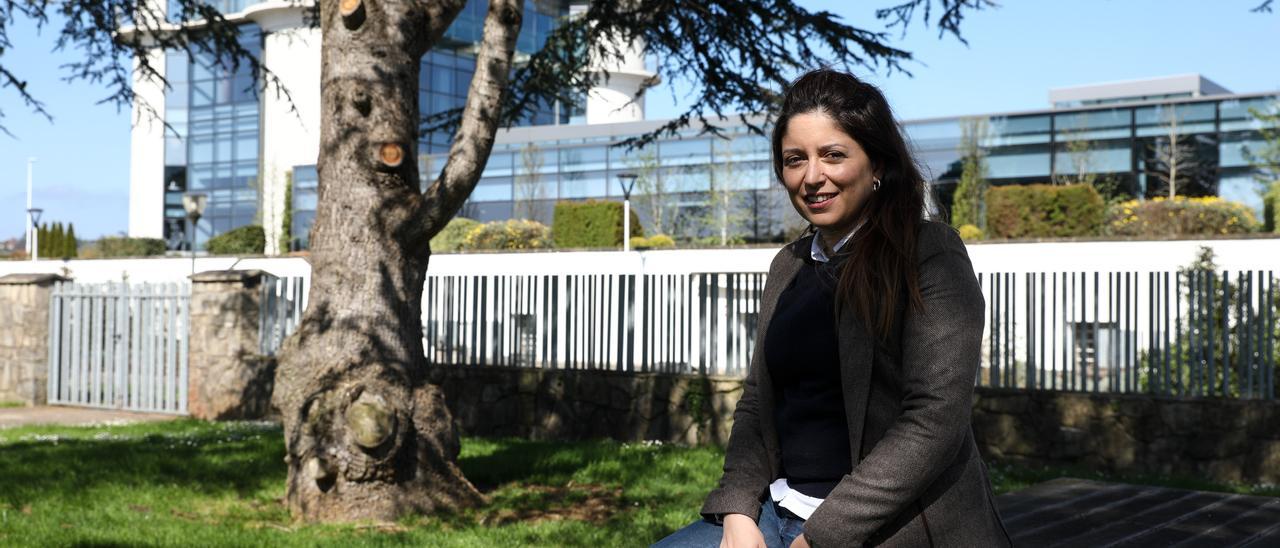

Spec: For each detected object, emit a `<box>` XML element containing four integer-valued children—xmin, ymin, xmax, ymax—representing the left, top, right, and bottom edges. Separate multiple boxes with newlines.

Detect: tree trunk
<box><xmin>271</xmin><ymin>0</ymin><xmax>519</xmax><ymax>522</ymax></box>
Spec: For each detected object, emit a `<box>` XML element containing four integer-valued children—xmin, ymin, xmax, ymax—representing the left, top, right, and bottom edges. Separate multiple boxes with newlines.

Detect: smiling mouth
<box><xmin>804</xmin><ymin>192</ymin><xmax>836</xmax><ymax>205</ymax></box>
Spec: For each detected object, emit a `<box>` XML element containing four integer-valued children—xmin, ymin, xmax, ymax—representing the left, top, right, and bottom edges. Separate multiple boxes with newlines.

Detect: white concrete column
<box><xmin>253</xmin><ymin>4</ymin><xmax>322</xmax><ymax>255</ymax></box>
<box><xmin>128</xmin><ymin>47</ymin><xmax>167</xmax><ymax>239</ymax></box>
<box><xmin>575</xmin><ymin>3</ymin><xmax>658</xmax><ymax>125</ymax></box>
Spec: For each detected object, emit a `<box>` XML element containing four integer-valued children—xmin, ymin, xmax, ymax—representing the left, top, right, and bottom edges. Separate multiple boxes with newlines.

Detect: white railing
<box><xmin>48</xmin><ymin>282</ymin><xmax>190</xmax><ymax>414</ymax></box>
<box><xmin>422</xmin><ymin>273</ymin><xmax>764</xmax><ymax>376</ymax></box>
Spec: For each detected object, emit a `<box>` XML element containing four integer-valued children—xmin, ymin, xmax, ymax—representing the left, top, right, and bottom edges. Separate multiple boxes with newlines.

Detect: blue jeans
<box><xmin>652</xmin><ymin>499</ymin><xmax>806</xmax><ymax>548</ymax></box>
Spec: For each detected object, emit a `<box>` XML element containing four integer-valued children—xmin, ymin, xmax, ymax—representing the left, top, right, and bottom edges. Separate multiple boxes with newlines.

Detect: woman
<box><xmin>655</xmin><ymin>70</ymin><xmax>1011</xmax><ymax>547</ymax></box>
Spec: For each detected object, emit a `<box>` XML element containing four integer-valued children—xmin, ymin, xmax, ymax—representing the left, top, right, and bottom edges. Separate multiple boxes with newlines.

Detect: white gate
<box><xmin>47</xmin><ymin>282</ymin><xmax>189</xmax><ymax>414</ymax></box>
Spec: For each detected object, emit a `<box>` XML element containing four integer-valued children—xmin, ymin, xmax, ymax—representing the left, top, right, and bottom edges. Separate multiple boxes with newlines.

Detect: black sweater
<box><xmin>764</xmin><ymin>257</ymin><xmax>852</xmax><ymax>499</ymax></box>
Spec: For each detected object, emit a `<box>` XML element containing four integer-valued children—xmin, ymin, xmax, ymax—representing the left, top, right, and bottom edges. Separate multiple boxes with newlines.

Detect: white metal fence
<box><xmin>422</xmin><ymin>273</ymin><xmax>764</xmax><ymax>376</ymax></box>
<box><xmin>423</xmin><ymin>269</ymin><xmax>1278</xmax><ymax>400</ymax></box>
<box><xmin>259</xmin><ymin>276</ymin><xmax>308</xmax><ymax>356</ymax></box>
<box><xmin>47</xmin><ymin>282</ymin><xmax>190</xmax><ymax>414</ymax></box>
<box><xmin>979</xmin><ymin>270</ymin><xmax>1278</xmax><ymax>399</ymax></box>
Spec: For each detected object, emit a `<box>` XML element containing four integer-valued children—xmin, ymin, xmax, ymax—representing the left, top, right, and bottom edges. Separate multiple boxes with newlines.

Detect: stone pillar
<box><xmin>0</xmin><ymin>274</ymin><xmax>69</xmax><ymax>406</ymax></box>
<box><xmin>188</xmin><ymin>270</ymin><xmax>274</xmax><ymax>420</ymax></box>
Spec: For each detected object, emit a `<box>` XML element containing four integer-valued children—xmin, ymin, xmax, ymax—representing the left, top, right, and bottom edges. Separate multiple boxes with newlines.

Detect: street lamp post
<box><xmin>26</xmin><ymin>208</ymin><xmax>43</xmax><ymax>261</ymax></box>
<box><xmin>182</xmin><ymin>192</ymin><xmax>208</xmax><ymax>275</ymax></box>
<box><xmin>25</xmin><ymin>158</ymin><xmax>35</xmax><ymax>257</ymax></box>
<box><xmin>616</xmin><ymin>173</ymin><xmax>637</xmax><ymax>252</ymax></box>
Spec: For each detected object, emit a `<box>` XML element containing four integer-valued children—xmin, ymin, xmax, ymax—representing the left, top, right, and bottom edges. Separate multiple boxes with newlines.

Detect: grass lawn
<box><xmin>1</xmin><ymin>420</ymin><xmax>1276</xmax><ymax>547</ymax></box>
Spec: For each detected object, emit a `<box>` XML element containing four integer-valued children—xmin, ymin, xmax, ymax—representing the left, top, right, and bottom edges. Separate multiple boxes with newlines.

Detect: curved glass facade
<box><xmin>163</xmin><ymin>24</ymin><xmax>262</xmax><ymax>251</ymax></box>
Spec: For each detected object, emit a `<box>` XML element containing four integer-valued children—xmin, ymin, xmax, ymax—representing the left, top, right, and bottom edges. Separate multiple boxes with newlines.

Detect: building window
<box><xmin>163</xmin><ymin>24</ymin><xmax>263</xmax><ymax>250</ymax></box>
<box><xmin>290</xmin><ymin>165</ymin><xmax>317</xmax><ymax>251</ymax></box>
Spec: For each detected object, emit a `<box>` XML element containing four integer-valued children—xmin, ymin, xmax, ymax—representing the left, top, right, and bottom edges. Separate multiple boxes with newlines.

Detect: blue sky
<box><xmin>1</xmin><ymin>0</ymin><xmax>1277</xmax><ymax>240</ymax></box>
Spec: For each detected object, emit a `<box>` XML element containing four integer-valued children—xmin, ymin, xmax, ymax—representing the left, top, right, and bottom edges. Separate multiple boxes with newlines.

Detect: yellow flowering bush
<box><xmin>631</xmin><ymin>234</ymin><xmax>677</xmax><ymax>250</ymax></box>
<box><xmin>957</xmin><ymin>224</ymin><xmax>985</xmax><ymax>241</ymax></box>
<box><xmin>461</xmin><ymin>219</ymin><xmax>553</xmax><ymax>250</ymax></box>
<box><xmin>1106</xmin><ymin>196</ymin><xmax>1259</xmax><ymax>237</ymax></box>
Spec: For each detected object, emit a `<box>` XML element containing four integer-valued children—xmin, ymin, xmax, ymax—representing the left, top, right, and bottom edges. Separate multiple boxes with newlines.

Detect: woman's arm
<box><xmin>700</xmin><ymin>247</ymin><xmax>796</xmax><ymax>522</ymax></box>
<box><xmin>700</xmin><ymin>349</ymin><xmax>772</xmax><ymax>521</ymax></box>
<box><xmin>803</xmin><ymin>224</ymin><xmax>986</xmax><ymax>546</ymax></box>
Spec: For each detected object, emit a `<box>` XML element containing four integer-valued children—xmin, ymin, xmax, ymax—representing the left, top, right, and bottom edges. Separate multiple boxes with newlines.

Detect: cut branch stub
<box><xmin>378</xmin><ymin>142</ymin><xmax>405</xmax><ymax>170</ymax></box>
<box><xmin>345</xmin><ymin>391</ymin><xmax>396</xmax><ymax>449</ymax></box>
<box><xmin>340</xmin><ymin>0</ymin><xmax>366</xmax><ymax>30</ymax></box>
<box><xmin>306</xmin><ymin>457</ymin><xmax>334</xmax><ymax>482</ymax></box>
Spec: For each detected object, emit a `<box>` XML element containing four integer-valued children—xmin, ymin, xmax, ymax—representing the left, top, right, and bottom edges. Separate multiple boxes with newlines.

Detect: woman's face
<box><xmin>779</xmin><ymin>111</ymin><xmax>877</xmax><ymax>237</ymax></box>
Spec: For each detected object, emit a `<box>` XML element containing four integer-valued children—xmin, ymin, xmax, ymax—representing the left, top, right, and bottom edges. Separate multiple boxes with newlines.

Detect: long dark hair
<box><xmin>771</xmin><ymin>69</ymin><xmax>932</xmax><ymax>340</ymax></box>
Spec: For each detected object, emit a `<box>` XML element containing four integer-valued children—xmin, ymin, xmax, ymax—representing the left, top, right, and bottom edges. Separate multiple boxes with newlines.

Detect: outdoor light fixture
<box><xmin>616</xmin><ymin>173</ymin><xmax>638</xmax><ymax>252</ymax></box>
<box><xmin>182</xmin><ymin>192</ymin><xmax>208</xmax><ymax>274</ymax></box>
<box><xmin>26</xmin><ymin>207</ymin><xmax>43</xmax><ymax>261</ymax></box>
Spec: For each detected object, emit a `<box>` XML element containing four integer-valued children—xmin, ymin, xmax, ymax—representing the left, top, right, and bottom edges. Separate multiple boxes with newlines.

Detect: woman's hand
<box><xmin>789</xmin><ymin>533</ymin><xmax>811</xmax><ymax>548</ymax></box>
<box><xmin>721</xmin><ymin>513</ymin><xmax>767</xmax><ymax>548</ymax></box>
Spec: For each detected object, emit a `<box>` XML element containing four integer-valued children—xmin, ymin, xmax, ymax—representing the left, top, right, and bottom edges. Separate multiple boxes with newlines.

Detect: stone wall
<box><xmin>429</xmin><ymin>365</ymin><xmax>1280</xmax><ymax>485</ymax></box>
<box><xmin>427</xmin><ymin>365</ymin><xmax>744</xmax><ymax>446</ymax></box>
<box><xmin>972</xmin><ymin>389</ymin><xmax>1280</xmax><ymax>485</ymax></box>
<box><xmin>187</xmin><ymin>270</ymin><xmax>275</xmax><ymax>420</ymax></box>
<box><xmin>0</xmin><ymin>274</ymin><xmax>67</xmax><ymax>406</ymax></box>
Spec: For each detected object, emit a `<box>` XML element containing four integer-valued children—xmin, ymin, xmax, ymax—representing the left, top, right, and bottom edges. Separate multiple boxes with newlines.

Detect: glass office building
<box><xmin>152</xmin><ymin>0</ymin><xmax>572</xmax><ymax>250</ymax></box>
<box><xmin>287</xmin><ymin>0</ymin><xmax>571</xmax><ymax>250</ymax></box>
<box><xmin>139</xmin><ymin>7</ymin><xmax>1276</xmax><ymax>251</ymax></box>
<box><xmin>162</xmin><ymin>24</ymin><xmax>263</xmax><ymax>250</ymax></box>
<box><xmin>289</xmin><ymin>90</ymin><xmax>1274</xmax><ymax>248</ymax></box>
<box><xmin>913</xmin><ymin>93</ymin><xmax>1277</xmax><ymax>208</ymax></box>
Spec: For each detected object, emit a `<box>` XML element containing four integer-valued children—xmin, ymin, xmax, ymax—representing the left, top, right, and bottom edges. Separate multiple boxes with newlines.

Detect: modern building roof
<box><xmin>1048</xmin><ymin>74</ymin><xmax>1233</xmax><ymax>108</ymax></box>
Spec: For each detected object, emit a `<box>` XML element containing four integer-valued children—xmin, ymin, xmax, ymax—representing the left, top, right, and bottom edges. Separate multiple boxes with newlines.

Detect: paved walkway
<box><xmin>0</xmin><ymin>406</ymin><xmax>179</xmax><ymax>429</ymax></box>
<box><xmin>996</xmin><ymin>477</ymin><xmax>1280</xmax><ymax>547</ymax></box>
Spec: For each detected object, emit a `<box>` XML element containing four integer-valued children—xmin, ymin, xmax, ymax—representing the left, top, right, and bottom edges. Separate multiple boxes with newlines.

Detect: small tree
<box><xmin>65</xmin><ymin>223</ymin><xmax>78</xmax><ymax>258</ymax></box>
<box><xmin>513</xmin><ymin>143</ymin><xmax>548</xmax><ymax>223</ymax></box>
<box><xmin>952</xmin><ymin>116</ymin><xmax>988</xmax><ymax>229</ymax></box>
<box><xmin>1147</xmin><ymin>106</ymin><xmax>1203</xmax><ymax>199</ymax></box>
<box><xmin>706</xmin><ymin>134</ymin><xmax>751</xmax><ymax>245</ymax></box>
<box><xmin>280</xmin><ymin>171</ymin><xmax>294</xmax><ymax>253</ymax></box>
<box><xmin>628</xmin><ymin>148</ymin><xmax>670</xmax><ymax>235</ymax></box>
<box><xmin>1053</xmin><ymin>128</ymin><xmax>1100</xmax><ymax>188</ymax></box>
<box><xmin>36</xmin><ymin>223</ymin><xmax>47</xmax><ymax>258</ymax></box>
<box><xmin>1244</xmin><ymin>101</ymin><xmax>1280</xmax><ymax>232</ymax></box>
<box><xmin>49</xmin><ymin>222</ymin><xmax>66</xmax><ymax>258</ymax></box>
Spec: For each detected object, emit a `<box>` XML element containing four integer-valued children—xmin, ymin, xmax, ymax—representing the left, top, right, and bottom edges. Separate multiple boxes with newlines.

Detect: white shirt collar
<box><xmin>809</xmin><ymin>223</ymin><xmax>862</xmax><ymax>263</ymax></box>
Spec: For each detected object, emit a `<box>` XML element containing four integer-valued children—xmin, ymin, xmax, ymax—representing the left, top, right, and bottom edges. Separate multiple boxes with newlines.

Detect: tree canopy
<box><xmin>2</xmin><ymin>0</ymin><xmax>999</xmax><ymax>139</ymax></box>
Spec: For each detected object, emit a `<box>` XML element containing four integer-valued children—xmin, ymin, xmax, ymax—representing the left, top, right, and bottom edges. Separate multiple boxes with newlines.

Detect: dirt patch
<box><xmin>478</xmin><ymin>483</ymin><xmax>623</xmax><ymax>526</ymax></box>
<box><xmin>0</xmin><ymin>407</ymin><xmax>178</xmax><ymax>429</ymax></box>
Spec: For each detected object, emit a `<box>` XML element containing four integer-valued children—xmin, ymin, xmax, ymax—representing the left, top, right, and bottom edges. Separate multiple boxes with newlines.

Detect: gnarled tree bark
<box><xmin>272</xmin><ymin>0</ymin><xmax>523</xmax><ymax>522</ymax></box>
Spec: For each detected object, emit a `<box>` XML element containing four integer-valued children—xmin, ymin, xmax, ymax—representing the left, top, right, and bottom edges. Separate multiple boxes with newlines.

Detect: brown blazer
<box><xmin>701</xmin><ymin>221</ymin><xmax>1012</xmax><ymax>547</ymax></box>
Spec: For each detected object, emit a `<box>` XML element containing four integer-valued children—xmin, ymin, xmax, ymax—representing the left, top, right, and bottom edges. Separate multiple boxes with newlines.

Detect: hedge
<box><xmin>986</xmin><ymin>183</ymin><xmax>1105</xmax><ymax>239</ymax></box>
<box><xmin>1107</xmin><ymin>197</ymin><xmax>1259</xmax><ymax>237</ymax></box>
<box><xmin>630</xmin><ymin>234</ymin><xmax>676</xmax><ymax>250</ymax></box>
<box><xmin>430</xmin><ymin>217</ymin><xmax>481</xmax><ymax>253</ymax></box>
<box><xmin>1264</xmin><ymin>180</ymin><xmax>1280</xmax><ymax>233</ymax></box>
<box><xmin>461</xmin><ymin>219</ymin><xmax>552</xmax><ymax>251</ymax></box>
<box><xmin>206</xmin><ymin>225</ymin><xmax>265</xmax><ymax>255</ymax></box>
<box><xmin>552</xmin><ymin>200</ymin><xmax>643</xmax><ymax>249</ymax></box>
<box><xmin>95</xmin><ymin>237</ymin><xmax>167</xmax><ymax>258</ymax></box>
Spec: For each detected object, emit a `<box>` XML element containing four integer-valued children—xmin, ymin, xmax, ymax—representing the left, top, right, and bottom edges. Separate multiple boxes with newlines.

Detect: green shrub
<box><xmin>957</xmin><ymin>224</ymin><xmax>985</xmax><ymax>241</ymax></box>
<box><xmin>93</xmin><ymin>237</ymin><xmax>167</xmax><ymax>258</ymax></box>
<box><xmin>1264</xmin><ymin>180</ymin><xmax>1280</xmax><ymax>233</ymax></box>
<box><xmin>206</xmin><ymin>225</ymin><xmax>265</xmax><ymax>255</ymax></box>
<box><xmin>1107</xmin><ymin>197</ymin><xmax>1259</xmax><ymax>237</ymax></box>
<box><xmin>986</xmin><ymin>183</ymin><xmax>1105</xmax><ymax>239</ymax></box>
<box><xmin>633</xmin><ymin>234</ymin><xmax>676</xmax><ymax>250</ymax></box>
<box><xmin>461</xmin><ymin>219</ymin><xmax>552</xmax><ymax>251</ymax></box>
<box><xmin>552</xmin><ymin>200</ymin><xmax>643</xmax><ymax>249</ymax></box>
<box><xmin>430</xmin><ymin>217</ymin><xmax>480</xmax><ymax>253</ymax></box>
